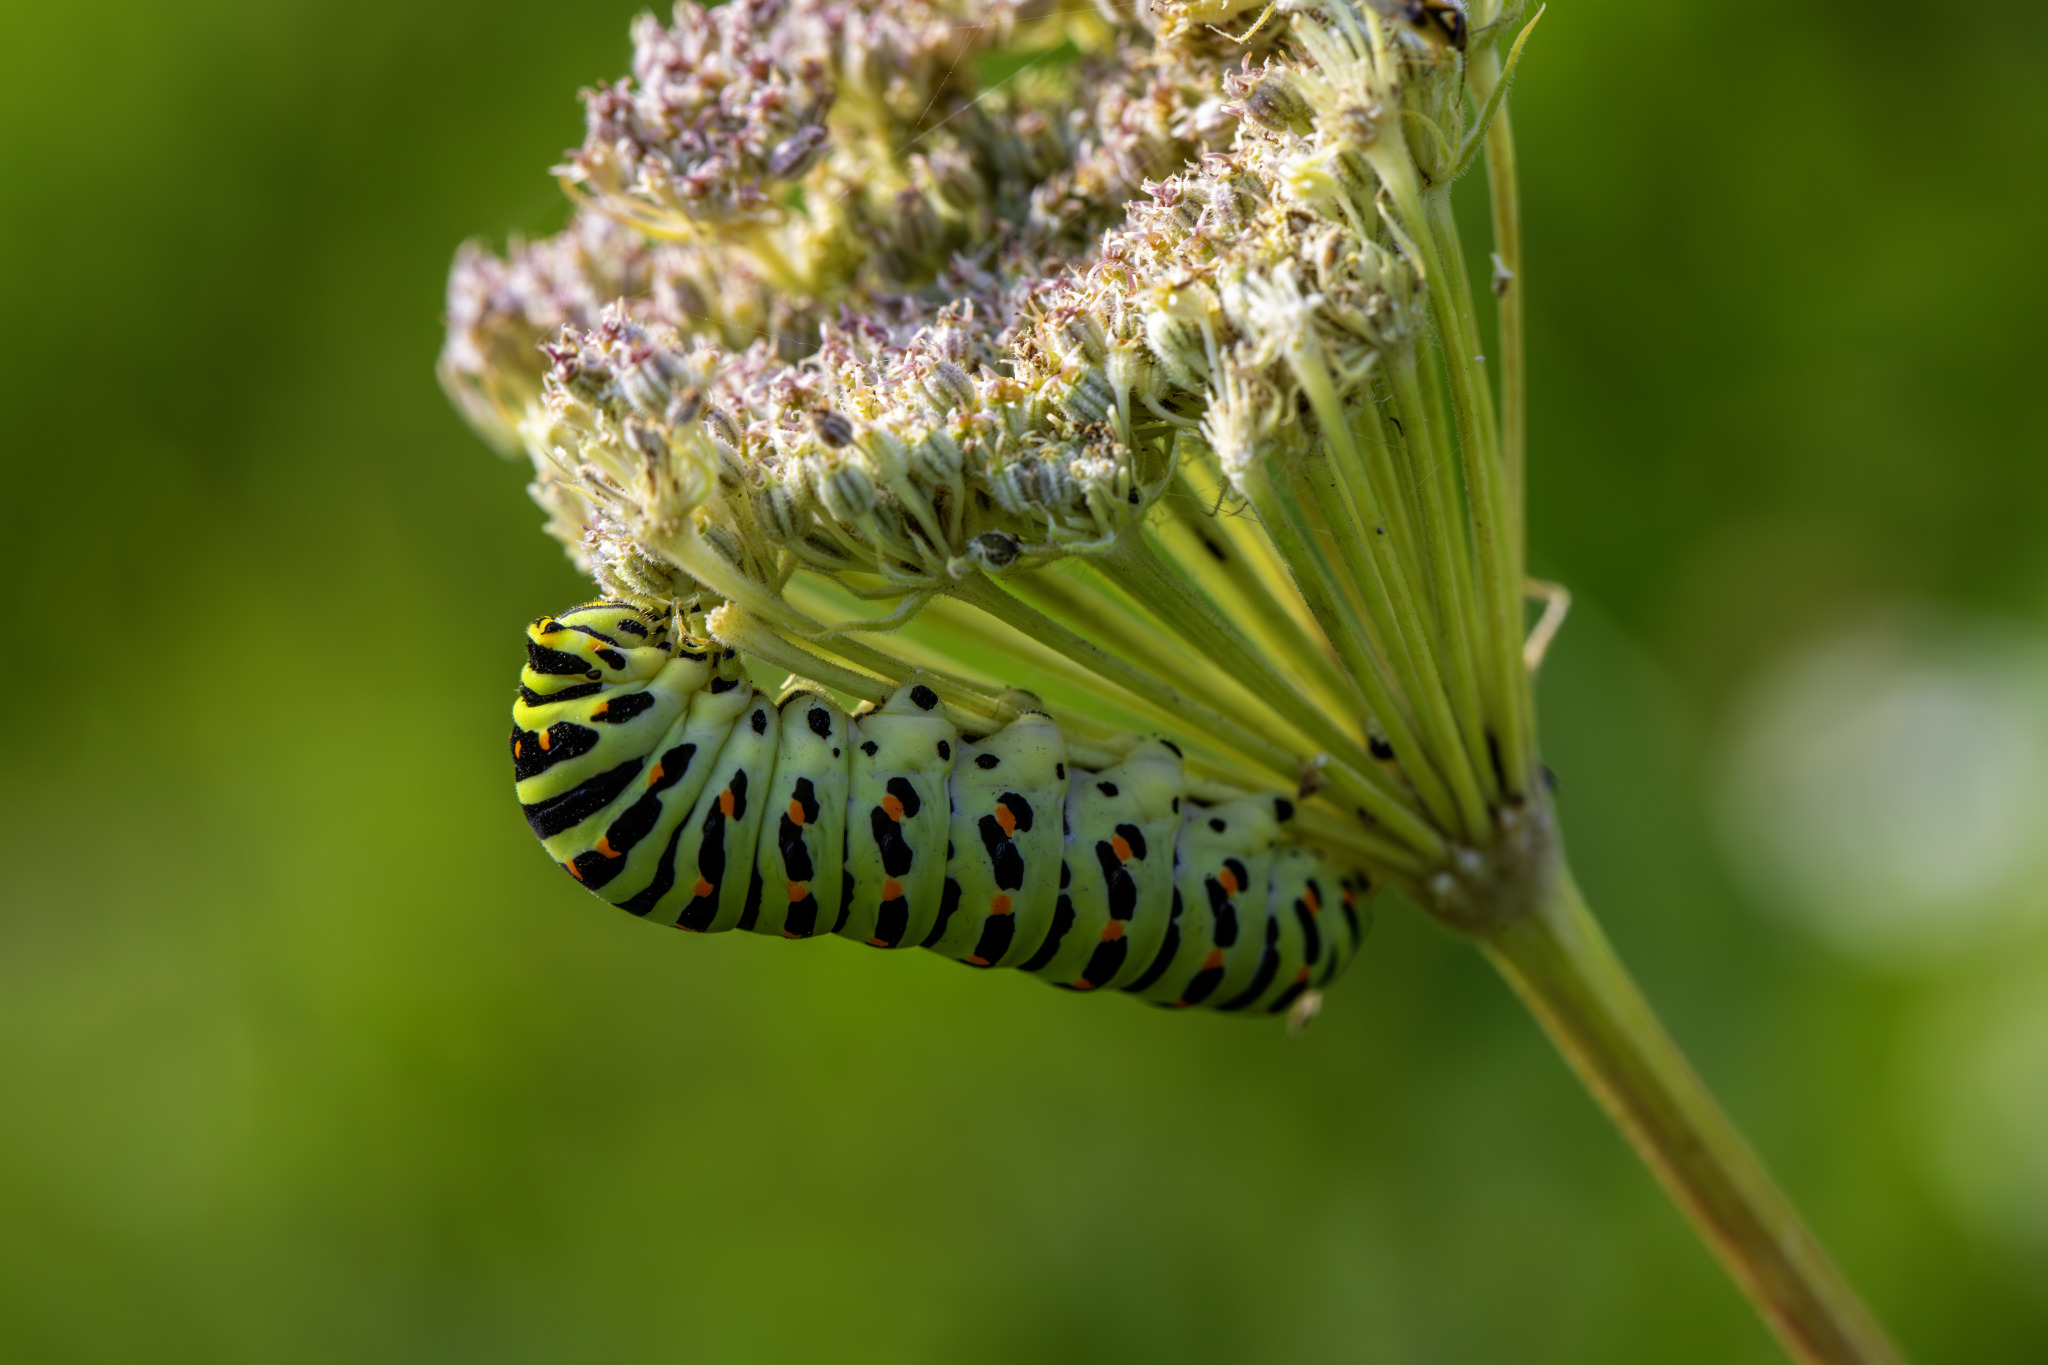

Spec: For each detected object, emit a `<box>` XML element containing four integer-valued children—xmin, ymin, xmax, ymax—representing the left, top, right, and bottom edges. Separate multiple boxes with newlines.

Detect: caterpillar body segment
<box><xmin>1041</xmin><ymin>741</ymin><xmax>1185</xmax><ymax>993</ymax></box>
<box><xmin>671</xmin><ymin>692</ymin><xmax>779</xmax><ymax>933</ymax></box>
<box><xmin>512</xmin><ymin>602</ymin><xmax>1376</xmax><ymax>1017</ymax></box>
<box><xmin>925</xmin><ymin>711</ymin><xmax>1068</xmax><ymax>970</ymax></box>
<box><xmin>1139</xmin><ymin>792</ymin><xmax>1284</xmax><ymax>1008</ymax></box>
<box><xmin>842</xmin><ymin>686</ymin><xmax>955</xmax><ymax>949</ymax></box>
<box><xmin>752</xmin><ymin>692</ymin><xmax>851</xmax><ymax>940</ymax></box>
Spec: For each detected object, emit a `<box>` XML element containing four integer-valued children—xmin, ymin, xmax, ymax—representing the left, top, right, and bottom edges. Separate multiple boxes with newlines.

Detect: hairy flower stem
<box><xmin>1481</xmin><ymin>856</ymin><xmax>1907</xmax><ymax>1365</ymax></box>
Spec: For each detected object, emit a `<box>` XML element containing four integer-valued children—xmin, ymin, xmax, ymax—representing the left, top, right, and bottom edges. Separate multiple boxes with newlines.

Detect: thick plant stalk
<box><xmin>1482</xmin><ymin>857</ymin><xmax>1907</xmax><ymax>1365</ymax></box>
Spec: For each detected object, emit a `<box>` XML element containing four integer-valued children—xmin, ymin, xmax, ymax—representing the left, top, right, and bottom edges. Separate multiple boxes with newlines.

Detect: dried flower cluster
<box><xmin>442</xmin><ymin>0</ymin><xmax>1544</xmax><ymax>915</ymax></box>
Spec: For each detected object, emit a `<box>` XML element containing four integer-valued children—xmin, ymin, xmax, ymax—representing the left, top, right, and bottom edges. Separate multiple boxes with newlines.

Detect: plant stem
<box><xmin>1468</xmin><ymin>44</ymin><xmax>1527</xmax><ymax>569</ymax></box>
<box><xmin>1481</xmin><ymin>860</ymin><xmax>1909</xmax><ymax>1365</ymax></box>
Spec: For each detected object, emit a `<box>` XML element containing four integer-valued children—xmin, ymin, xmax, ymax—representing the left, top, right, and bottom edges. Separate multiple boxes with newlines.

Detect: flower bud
<box><xmin>702</xmin><ymin>523</ymin><xmax>746</xmax><ymax>567</ymax></box>
<box><xmin>665</xmin><ymin>386</ymin><xmax>703</xmax><ymax>429</ymax></box>
<box><xmin>861</xmin><ymin>425</ymin><xmax>910</xmax><ymax>484</ymax></box>
<box><xmin>619</xmin><ymin>347</ymin><xmax>687</xmax><ymax>416</ymax></box>
<box><xmin>819</xmin><ymin>463</ymin><xmax>877</xmax><ymax>520</ymax></box>
<box><xmin>1056</xmin><ymin>369</ymin><xmax>1117</xmax><ymax>427</ymax></box>
<box><xmin>593</xmin><ymin>539</ymin><xmax>697</xmax><ymax>605</ymax></box>
<box><xmin>992</xmin><ymin>458</ymin><xmax>1080</xmax><ymax>516</ymax></box>
<box><xmin>755</xmin><ymin>481</ymin><xmax>812</xmax><ymax>542</ymax></box>
<box><xmin>864</xmin><ymin>496</ymin><xmax>908</xmax><ymax>547</ymax></box>
<box><xmin>1105</xmin><ymin>342</ymin><xmax>1160</xmax><ymax>408</ymax></box>
<box><xmin>910</xmin><ymin>430</ymin><xmax>963</xmax><ymax>487</ymax></box>
<box><xmin>701</xmin><ymin>404</ymin><xmax>743</xmax><ymax>453</ymax></box>
<box><xmin>1243</xmin><ymin>70</ymin><xmax>1314</xmax><ymax>136</ymax></box>
<box><xmin>926</xmin><ymin>360</ymin><xmax>977</xmax><ymax>414</ymax></box>
<box><xmin>622</xmin><ymin>415</ymin><xmax>669</xmax><ymax>462</ymax></box>
<box><xmin>767</xmin><ymin>125</ymin><xmax>830</xmax><ymax>179</ymax></box>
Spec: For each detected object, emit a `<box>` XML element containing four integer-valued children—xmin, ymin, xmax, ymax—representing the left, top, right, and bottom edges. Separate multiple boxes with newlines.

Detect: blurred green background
<box><xmin>3</xmin><ymin>0</ymin><xmax>2045</xmax><ymax>1359</ymax></box>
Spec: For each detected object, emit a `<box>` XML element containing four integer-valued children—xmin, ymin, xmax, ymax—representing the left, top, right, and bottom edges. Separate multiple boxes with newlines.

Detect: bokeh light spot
<box><xmin>1718</xmin><ymin>615</ymin><xmax>2048</xmax><ymax>961</ymax></box>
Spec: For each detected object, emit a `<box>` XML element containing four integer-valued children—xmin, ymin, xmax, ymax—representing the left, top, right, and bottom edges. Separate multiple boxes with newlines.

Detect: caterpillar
<box><xmin>511</xmin><ymin>602</ymin><xmax>1374</xmax><ymax>1015</ymax></box>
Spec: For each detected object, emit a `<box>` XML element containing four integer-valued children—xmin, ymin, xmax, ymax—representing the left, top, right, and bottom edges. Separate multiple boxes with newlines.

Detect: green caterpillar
<box><xmin>511</xmin><ymin>602</ymin><xmax>1373</xmax><ymax>1014</ymax></box>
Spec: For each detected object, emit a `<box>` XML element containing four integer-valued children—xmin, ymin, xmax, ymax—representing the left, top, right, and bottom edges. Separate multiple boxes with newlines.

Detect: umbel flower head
<box><xmin>442</xmin><ymin>0</ymin><xmax>1551</xmax><ymax>923</ymax></box>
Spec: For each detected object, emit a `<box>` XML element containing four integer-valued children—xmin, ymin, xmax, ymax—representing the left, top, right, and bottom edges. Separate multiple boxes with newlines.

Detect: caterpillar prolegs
<box><xmin>512</xmin><ymin>602</ymin><xmax>1374</xmax><ymax>1015</ymax></box>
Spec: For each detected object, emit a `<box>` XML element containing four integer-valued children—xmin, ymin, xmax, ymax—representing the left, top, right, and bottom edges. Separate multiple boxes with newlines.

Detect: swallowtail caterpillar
<box><xmin>512</xmin><ymin>602</ymin><xmax>1373</xmax><ymax>1016</ymax></box>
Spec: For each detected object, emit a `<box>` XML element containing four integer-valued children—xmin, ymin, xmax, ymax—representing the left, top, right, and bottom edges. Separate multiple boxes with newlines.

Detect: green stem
<box><xmin>950</xmin><ymin>576</ymin><xmax>1295</xmax><ymax>779</ymax></box>
<box><xmin>1011</xmin><ymin>565</ymin><xmax>1262</xmax><ymax>715</ymax></box>
<box><xmin>1469</xmin><ymin>43</ymin><xmax>1528</xmax><ymax>570</ymax></box>
<box><xmin>1345</xmin><ymin>402</ymin><xmax>1430</xmax><ymax>621</ymax></box>
<box><xmin>1383</xmin><ymin>352</ymin><xmax>1497</xmax><ymax>803</ymax></box>
<box><xmin>951</xmin><ymin>574</ymin><xmax>1448</xmax><ymax>860</ymax></box>
<box><xmin>1103</xmin><ymin>538</ymin><xmax>1411</xmax><ymax>813</ymax></box>
<box><xmin>1482</xmin><ymin>860</ymin><xmax>1909</xmax><ymax>1365</ymax></box>
<box><xmin>1288</xmin><ymin>445</ymin><xmax>1493</xmax><ymax>841</ymax></box>
<box><xmin>1413</xmin><ymin>188</ymin><xmax>1526</xmax><ymax>789</ymax></box>
<box><xmin>1155</xmin><ymin>469</ymin><xmax>1368</xmax><ymax>721</ymax></box>
<box><xmin>1242</xmin><ymin>465</ymin><xmax>1466</xmax><ymax>842</ymax></box>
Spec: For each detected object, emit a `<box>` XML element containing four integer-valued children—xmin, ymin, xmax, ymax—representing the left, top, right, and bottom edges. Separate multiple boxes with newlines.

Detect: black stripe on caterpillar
<box><xmin>510</xmin><ymin>602</ymin><xmax>1374</xmax><ymax>1015</ymax></box>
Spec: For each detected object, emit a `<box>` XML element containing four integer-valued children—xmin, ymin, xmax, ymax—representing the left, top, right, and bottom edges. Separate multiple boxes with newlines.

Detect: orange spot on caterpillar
<box><xmin>1218</xmin><ymin>867</ymin><xmax>1240</xmax><ymax>896</ymax></box>
<box><xmin>867</xmin><ymin>937</ymin><xmax>888</xmax><ymax>947</ymax></box>
<box><xmin>1201</xmin><ymin>949</ymin><xmax>1226</xmax><ymax>970</ymax></box>
<box><xmin>1069</xmin><ymin>979</ymin><xmax>1097</xmax><ymax>991</ymax></box>
<box><xmin>995</xmin><ymin>805</ymin><xmax>1016</xmax><ymax>836</ymax></box>
<box><xmin>1292</xmin><ymin>967</ymin><xmax>1311</xmax><ymax>984</ymax></box>
<box><xmin>692</xmin><ymin>878</ymin><xmax>714</xmax><ymax>898</ymax></box>
<box><xmin>538</xmin><ymin>729</ymin><xmax>553</xmax><ymax>751</ymax></box>
<box><xmin>563</xmin><ymin>861</ymin><xmax>584</xmax><ymax>882</ymax></box>
<box><xmin>591</xmin><ymin>700</ymin><xmax>609</xmax><ymax>718</ymax></box>
<box><xmin>788</xmin><ymin>799</ymin><xmax>806</xmax><ymax>825</ymax></box>
<box><xmin>647</xmin><ymin>764</ymin><xmax>664</xmax><ymax>786</ymax></box>
<box><xmin>718</xmin><ymin>789</ymin><xmax>735</xmax><ymax>817</ymax></box>
<box><xmin>1100</xmin><ymin>921</ymin><xmax>1125</xmax><ymax>941</ymax></box>
<box><xmin>881</xmin><ymin>794</ymin><xmax>904</xmax><ymax>821</ymax></box>
<box><xmin>596</xmin><ymin>836</ymin><xmax>621</xmax><ymax>859</ymax></box>
<box><xmin>513</xmin><ymin>740</ymin><xmax>523</xmax><ymax>758</ymax></box>
<box><xmin>990</xmin><ymin>894</ymin><xmax>1012</xmax><ymax>916</ymax></box>
<box><xmin>1111</xmin><ymin>834</ymin><xmax>1131</xmax><ymax>861</ymax></box>
<box><xmin>1304</xmin><ymin>885</ymin><xmax>1321</xmax><ymax>914</ymax></box>
<box><xmin>787</xmin><ymin>881</ymin><xmax>808</xmax><ymax>903</ymax></box>
<box><xmin>882</xmin><ymin>879</ymin><xmax>903</xmax><ymax>901</ymax></box>
<box><xmin>967</xmin><ymin>955</ymin><xmax>990</xmax><ymax>966</ymax></box>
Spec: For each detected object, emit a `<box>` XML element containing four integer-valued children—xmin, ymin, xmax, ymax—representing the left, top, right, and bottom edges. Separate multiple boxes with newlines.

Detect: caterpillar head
<box><xmin>520</xmin><ymin>602</ymin><xmax>678</xmax><ymax>699</ymax></box>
